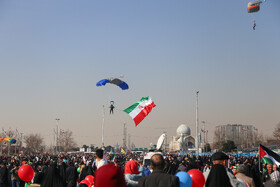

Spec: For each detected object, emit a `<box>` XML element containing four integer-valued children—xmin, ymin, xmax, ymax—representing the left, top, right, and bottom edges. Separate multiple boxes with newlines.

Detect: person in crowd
<box><xmin>138</xmin><ymin>154</ymin><xmax>179</xmax><ymax>187</ymax></box>
<box><xmin>66</xmin><ymin>162</ymin><xmax>78</xmax><ymax>187</ymax></box>
<box><xmin>206</xmin><ymin>163</ymin><xmax>233</xmax><ymax>187</ymax></box>
<box><xmin>59</xmin><ymin>161</ymin><xmax>67</xmax><ymax>186</ymax></box>
<box><xmin>263</xmin><ymin>164</ymin><xmax>274</xmax><ymax>184</ymax></box>
<box><xmin>176</xmin><ymin>164</ymin><xmax>187</xmax><ymax>173</ymax></box>
<box><xmin>204</xmin><ymin>152</ymin><xmax>242</xmax><ymax>187</ymax></box>
<box><xmin>41</xmin><ymin>162</ymin><xmax>65</xmax><ymax>187</ymax></box>
<box><xmin>273</xmin><ymin>165</ymin><xmax>278</xmax><ymax>172</ymax></box>
<box><xmin>0</xmin><ymin>161</ymin><xmax>8</xmax><ymax>187</ymax></box>
<box><xmin>10</xmin><ymin>163</ymin><xmax>20</xmax><ymax>187</ymax></box>
<box><xmin>137</xmin><ymin>160</ymin><xmax>150</xmax><ymax>176</ymax></box>
<box><xmin>232</xmin><ymin>166</ymin><xmax>247</xmax><ymax>187</ymax></box>
<box><xmin>203</xmin><ymin>163</ymin><xmax>211</xmax><ymax>173</ymax></box>
<box><xmin>163</xmin><ymin>157</ymin><xmax>172</xmax><ymax>174</ymax></box>
<box><xmin>235</xmin><ymin>164</ymin><xmax>256</xmax><ymax>187</ymax></box>
<box><xmin>77</xmin><ymin>162</ymin><xmax>85</xmax><ymax>175</ymax></box>
<box><xmin>124</xmin><ymin>160</ymin><xmax>144</xmax><ymax>187</ymax></box>
<box><xmin>33</xmin><ymin>165</ymin><xmax>48</xmax><ymax>185</ymax></box>
<box><xmin>80</xmin><ymin>164</ymin><xmax>94</xmax><ymax>182</ymax></box>
<box><xmin>264</xmin><ymin>170</ymin><xmax>280</xmax><ymax>187</ymax></box>
<box><xmin>263</xmin><ymin>164</ymin><xmax>268</xmax><ymax>174</ymax></box>
<box><xmin>94</xmin><ymin>164</ymin><xmax>127</xmax><ymax>187</ymax></box>
<box><xmin>95</xmin><ymin>149</ymin><xmax>107</xmax><ymax>170</ymax></box>
<box><xmin>245</xmin><ymin>160</ymin><xmax>253</xmax><ymax>177</ymax></box>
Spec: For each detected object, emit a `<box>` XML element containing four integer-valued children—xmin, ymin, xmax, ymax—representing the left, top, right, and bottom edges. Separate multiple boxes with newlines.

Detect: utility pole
<box><xmin>123</xmin><ymin>123</ymin><xmax>127</xmax><ymax>150</ymax></box>
<box><xmin>202</xmin><ymin>121</ymin><xmax>206</xmax><ymax>152</ymax></box>
<box><xmin>196</xmin><ymin>91</ymin><xmax>199</xmax><ymax>157</ymax></box>
<box><xmin>128</xmin><ymin>134</ymin><xmax>130</xmax><ymax>151</ymax></box>
<box><xmin>246</xmin><ymin>126</ymin><xmax>249</xmax><ymax>149</ymax></box>
<box><xmin>55</xmin><ymin>118</ymin><xmax>60</xmax><ymax>153</ymax></box>
<box><xmin>20</xmin><ymin>133</ymin><xmax>23</xmax><ymax>150</ymax></box>
<box><xmin>206</xmin><ymin>130</ymin><xmax>208</xmax><ymax>144</ymax></box>
<box><xmin>202</xmin><ymin>121</ymin><xmax>206</xmax><ymax>144</ymax></box>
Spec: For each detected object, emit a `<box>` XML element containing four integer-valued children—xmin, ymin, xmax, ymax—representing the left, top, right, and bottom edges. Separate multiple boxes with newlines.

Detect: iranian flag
<box><xmin>124</xmin><ymin>96</ymin><xmax>156</xmax><ymax>126</ymax></box>
<box><xmin>259</xmin><ymin>144</ymin><xmax>280</xmax><ymax>166</ymax></box>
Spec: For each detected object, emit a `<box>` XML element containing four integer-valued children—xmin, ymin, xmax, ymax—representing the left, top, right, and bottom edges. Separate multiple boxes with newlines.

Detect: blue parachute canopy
<box><xmin>96</xmin><ymin>78</ymin><xmax>129</xmax><ymax>90</ymax></box>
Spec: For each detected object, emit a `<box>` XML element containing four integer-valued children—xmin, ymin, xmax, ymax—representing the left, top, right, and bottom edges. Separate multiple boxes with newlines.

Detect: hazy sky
<box><xmin>0</xmin><ymin>0</ymin><xmax>279</xmax><ymax>148</ymax></box>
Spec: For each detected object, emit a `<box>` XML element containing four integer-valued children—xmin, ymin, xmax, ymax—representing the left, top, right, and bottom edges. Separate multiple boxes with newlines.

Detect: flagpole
<box><xmin>258</xmin><ymin>145</ymin><xmax>261</xmax><ymax>173</ymax></box>
<box><xmin>196</xmin><ymin>91</ymin><xmax>199</xmax><ymax>158</ymax></box>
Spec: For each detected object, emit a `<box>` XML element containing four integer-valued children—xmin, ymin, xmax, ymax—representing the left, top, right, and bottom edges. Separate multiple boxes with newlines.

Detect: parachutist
<box><xmin>109</xmin><ymin>101</ymin><xmax>115</xmax><ymax>114</ymax></box>
<box><xmin>253</xmin><ymin>20</ymin><xmax>256</xmax><ymax>30</ymax></box>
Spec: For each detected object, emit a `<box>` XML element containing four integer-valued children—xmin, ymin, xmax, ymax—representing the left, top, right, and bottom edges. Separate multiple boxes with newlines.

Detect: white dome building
<box><xmin>169</xmin><ymin>124</ymin><xmax>196</xmax><ymax>152</ymax></box>
<box><xmin>176</xmin><ymin>124</ymin><xmax>191</xmax><ymax>136</ymax></box>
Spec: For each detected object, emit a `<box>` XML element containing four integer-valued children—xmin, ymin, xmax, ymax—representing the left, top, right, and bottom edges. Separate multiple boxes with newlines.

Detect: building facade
<box><xmin>169</xmin><ymin>124</ymin><xmax>196</xmax><ymax>152</ymax></box>
<box><xmin>215</xmin><ymin>124</ymin><xmax>258</xmax><ymax>149</ymax></box>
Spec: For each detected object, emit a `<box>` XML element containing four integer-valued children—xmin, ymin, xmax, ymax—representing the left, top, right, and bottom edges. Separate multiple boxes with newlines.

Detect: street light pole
<box><xmin>102</xmin><ymin>105</ymin><xmax>105</xmax><ymax>149</ymax></box>
<box><xmin>196</xmin><ymin>91</ymin><xmax>199</xmax><ymax>158</ymax></box>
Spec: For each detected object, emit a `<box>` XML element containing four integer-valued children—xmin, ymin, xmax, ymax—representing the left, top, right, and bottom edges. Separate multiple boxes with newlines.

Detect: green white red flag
<box><xmin>123</xmin><ymin>96</ymin><xmax>156</xmax><ymax>126</ymax></box>
<box><xmin>259</xmin><ymin>144</ymin><xmax>280</xmax><ymax>166</ymax></box>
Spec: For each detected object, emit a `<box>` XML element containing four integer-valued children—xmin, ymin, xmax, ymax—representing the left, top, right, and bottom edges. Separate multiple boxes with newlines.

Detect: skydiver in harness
<box><xmin>109</xmin><ymin>101</ymin><xmax>115</xmax><ymax>114</ymax></box>
<box><xmin>253</xmin><ymin>20</ymin><xmax>256</xmax><ymax>30</ymax></box>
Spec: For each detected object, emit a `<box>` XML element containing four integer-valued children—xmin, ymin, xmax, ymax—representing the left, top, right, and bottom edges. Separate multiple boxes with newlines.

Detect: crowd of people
<box><xmin>0</xmin><ymin>149</ymin><xmax>279</xmax><ymax>187</ymax></box>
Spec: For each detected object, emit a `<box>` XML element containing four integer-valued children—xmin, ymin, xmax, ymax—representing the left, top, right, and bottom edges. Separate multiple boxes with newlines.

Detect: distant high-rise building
<box><xmin>215</xmin><ymin>124</ymin><xmax>258</xmax><ymax>149</ymax></box>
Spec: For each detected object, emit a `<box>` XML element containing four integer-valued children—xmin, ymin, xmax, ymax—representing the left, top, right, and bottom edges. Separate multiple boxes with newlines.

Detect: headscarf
<box><xmin>205</xmin><ymin>164</ymin><xmax>232</xmax><ymax>187</ymax></box>
<box><xmin>94</xmin><ymin>164</ymin><xmax>127</xmax><ymax>187</ymax></box>
<box><xmin>124</xmin><ymin>160</ymin><xmax>139</xmax><ymax>175</ymax></box>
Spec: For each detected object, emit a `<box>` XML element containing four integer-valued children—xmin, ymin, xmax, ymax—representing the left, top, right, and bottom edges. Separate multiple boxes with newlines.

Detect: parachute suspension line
<box><xmin>251</xmin><ymin>14</ymin><xmax>254</xmax><ymax>21</ymax></box>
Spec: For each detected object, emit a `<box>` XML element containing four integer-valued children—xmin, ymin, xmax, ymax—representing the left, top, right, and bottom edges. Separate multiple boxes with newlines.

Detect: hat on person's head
<box><xmin>237</xmin><ymin>164</ymin><xmax>247</xmax><ymax>174</ymax></box>
<box><xmin>271</xmin><ymin>170</ymin><xmax>280</xmax><ymax>183</ymax></box>
<box><xmin>212</xmin><ymin>152</ymin><xmax>229</xmax><ymax>161</ymax></box>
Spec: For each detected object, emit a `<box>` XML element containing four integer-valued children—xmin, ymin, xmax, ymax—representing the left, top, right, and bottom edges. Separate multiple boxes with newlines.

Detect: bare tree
<box><xmin>59</xmin><ymin>130</ymin><xmax>77</xmax><ymax>152</ymax></box>
<box><xmin>255</xmin><ymin>132</ymin><xmax>265</xmax><ymax>146</ymax></box>
<box><xmin>213</xmin><ymin>128</ymin><xmax>223</xmax><ymax>150</ymax></box>
<box><xmin>24</xmin><ymin>133</ymin><xmax>45</xmax><ymax>153</ymax></box>
<box><xmin>0</xmin><ymin>128</ymin><xmax>21</xmax><ymax>155</ymax></box>
<box><xmin>273</xmin><ymin>122</ymin><xmax>280</xmax><ymax>143</ymax></box>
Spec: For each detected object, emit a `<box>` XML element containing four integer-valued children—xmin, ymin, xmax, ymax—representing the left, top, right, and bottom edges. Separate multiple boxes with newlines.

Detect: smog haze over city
<box><xmin>0</xmin><ymin>0</ymin><xmax>279</xmax><ymax>148</ymax></box>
